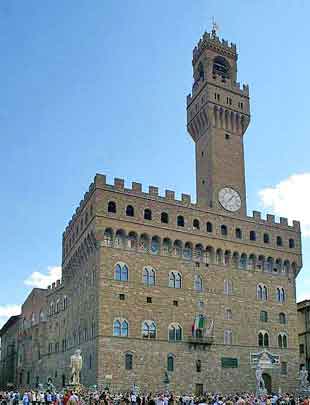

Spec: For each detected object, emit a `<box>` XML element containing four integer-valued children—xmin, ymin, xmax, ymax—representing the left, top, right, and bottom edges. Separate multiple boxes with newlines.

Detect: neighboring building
<box><xmin>0</xmin><ymin>29</ymin><xmax>303</xmax><ymax>393</ymax></box>
<box><xmin>297</xmin><ymin>300</ymin><xmax>310</xmax><ymax>374</ymax></box>
<box><xmin>0</xmin><ymin>315</ymin><xmax>21</xmax><ymax>388</ymax></box>
<box><xmin>16</xmin><ymin>288</ymin><xmax>47</xmax><ymax>388</ymax></box>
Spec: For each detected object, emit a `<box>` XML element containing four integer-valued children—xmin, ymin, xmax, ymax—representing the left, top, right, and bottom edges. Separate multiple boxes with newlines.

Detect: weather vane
<box><xmin>211</xmin><ymin>17</ymin><xmax>220</xmax><ymax>37</ymax></box>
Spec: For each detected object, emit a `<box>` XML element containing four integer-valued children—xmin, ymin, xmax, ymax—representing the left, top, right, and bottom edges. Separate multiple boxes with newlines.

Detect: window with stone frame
<box><xmin>142</xmin><ymin>321</ymin><xmax>156</xmax><ymax>339</ymax></box>
<box><xmin>260</xmin><ymin>310</ymin><xmax>268</xmax><ymax>323</ymax></box>
<box><xmin>168</xmin><ymin>324</ymin><xmax>182</xmax><ymax>341</ymax></box>
<box><xmin>224</xmin><ymin>330</ymin><xmax>232</xmax><ymax>345</ymax></box>
<box><xmin>144</xmin><ymin>208</ymin><xmax>152</xmax><ymax>220</ymax></box>
<box><xmin>169</xmin><ymin>272</ymin><xmax>182</xmax><ymax>289</ymax></box>
<box><xmin>167</xmin><ymin>354</ymin><xmax>174</xmax><ymax>372</ymax></box>
<box><xmin>108</xmin><ymin>201</ymin><xmax>116</xmax><ymax>213</ymax></box>
<box><xmin>206</xmin><ymin>222</ymin><xmax>213</xmax><ymax>233</ymax></box>
<box><xmin>125</xmin><ymin>352</ymin><xmax>133</xmax><ymax>370</ymax></box>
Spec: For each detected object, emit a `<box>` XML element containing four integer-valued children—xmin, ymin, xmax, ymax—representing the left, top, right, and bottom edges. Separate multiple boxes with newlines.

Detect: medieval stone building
<box><xmin>0</xmin><ymin>29</ymin><xmax>303</xmax><ymax>394</ymax></box>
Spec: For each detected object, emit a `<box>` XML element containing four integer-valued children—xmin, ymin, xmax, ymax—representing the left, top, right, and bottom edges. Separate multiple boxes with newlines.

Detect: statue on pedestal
<box><xmin>256</xmin><ymin>365</ymin><xmax>267</xmax><ymax>396</ymax></box>
<box><xmin>70</xmin><ymin>349</ymin><xmax>83</xmax><ymax>385</ymax></box>
<box><xmin>299</xmin><ymin>367</ymin><xmax>310</xmax><ymax>389</ymax></box>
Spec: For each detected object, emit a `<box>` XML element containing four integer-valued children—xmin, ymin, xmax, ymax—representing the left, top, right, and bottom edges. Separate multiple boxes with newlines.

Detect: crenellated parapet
<box><xmin>47</xmin><ymin>279</ymin><xmax>63</xmax><ymax>295</ymax></box>
<box><xmin>92</xmin><ymin>173</ymin><xmax>300</xmax><ymax>232</ymax></box>
<box><xmin>192</xmin><ymin>31</ymin><xmax>237</xmax><ymax>65</ymax></box>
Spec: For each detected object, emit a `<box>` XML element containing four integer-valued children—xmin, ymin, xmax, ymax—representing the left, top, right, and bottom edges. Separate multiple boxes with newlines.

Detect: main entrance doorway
<box><xmin>262</xmin><ymin>373</ymin><xmax>272</xmax><ymax>393</ymax></box>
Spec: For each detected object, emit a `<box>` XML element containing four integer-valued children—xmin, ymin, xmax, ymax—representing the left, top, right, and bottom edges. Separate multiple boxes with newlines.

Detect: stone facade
<box><xmin>0</xmin><ymin>30</ymin><xmax>303</xmax><ymax>394</ymax></box>
<box><xmin>0</xmin><ymin>315</ymin><xmax>21</xmax><ymax>388</ymax></box>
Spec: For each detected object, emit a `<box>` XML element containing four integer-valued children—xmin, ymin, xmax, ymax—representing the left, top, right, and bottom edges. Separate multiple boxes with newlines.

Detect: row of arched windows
<box><xmin>49</xmin><ymin>296</ymin><xmax>68</xmax><ymax>316</ymax></box>
<box><xmin>257</xmin><ymin>284</ymin><xmax>286</xmax><ymax>303</ymax></box>
<box><xmin>104</xmin><ymin>228</ymin><xmax>298</xmax><ymax>276</ymax></box>
<box><xmin>106</xmin><ymin>203</ymin><xmax>295</xmax><ymax>249</ymax></box>
<box><xmin>258</xmin><ymin>331</ymin><xmax>288</xmax><ymax>348</ymax></box>
<box><xmin>114</xmin><ymin>263</ymin><xmax>232</xmax><ymax>293</ymax></box>
<box><xmin>113</xmin><ymin>320</ymin><xmax>183</xmax><ymax>341</ymax></box>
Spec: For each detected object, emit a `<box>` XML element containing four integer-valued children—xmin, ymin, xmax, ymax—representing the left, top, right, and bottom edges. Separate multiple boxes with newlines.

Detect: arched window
<box><xmin>250</xmin><ymin>231</ymin><xmax>256</xmax><ymax>241</ymax></box>
<box><xmin>224</xmin><ymin>250</ymin><xmax>231</xmax><ymax>265</ymax></box>
<box><xmin>276</xmin><ymin>236</ymin><xmax>283</xmax><ymax>246</ymax></box>
<box><xmin>113</xmin><ymin>320</ymin><xmax>121</xmax><ymax>336</ymax></box>
<box><xmin>126</xmin><ymin>205</ymin><xmax>134</xmax><ymax>217</ymax></box>
<box><xmin>193</xmin><ymin>219</ymin><xmax>200</xmax><ymax>230</ymax></box>
<box><xmin>213</xmin><ymin>56</ymin><xmax>230</xmax><ymax>78</ymax></box>
<box><xmin>168</xmin><ymin>324</ymin><xmax>182</xmax><ymax>341</ymax></box>
<box><xmin>127</xmin><ymin>232</ymin><xmax>137</xmax><ymax>250</ymax></box>
<box><xmin>224</xmin><ymin>308</ymin><xmax>232</xmax><ymax>321</ymax></box>
<box><xmin>161</xmin><ymin>212</ymin><xmax>169</xmax><ymax>224</ymax></box>
<box><xmin>265</xmin><ymin>257</ymin><xmax>273</xmax><ymax>272</ymax></box>
<box><xmin>56</xmin><ymin>299</ymin><xmax>60</xmax><ymax>313</ymax></box>
<box><xmin>194</xmin><ymin>275</ymin><xmax>203</xmax><ymax>292</ymax></box>
<box><xmin>125</xmin><ymin>353</ymin><xmax>133</xmax><ymax>370</ymax></box>
<box><xmin>144</xmin><ymin>208</ymin><xmax>152</xmax><ymax>220</ymax></box>
<box><xmin>108</xmin><ymin>201</ymin><xmax>116</xmax><ymax>213</ymax></box>
<box><xmin>257</xmin><ymin>285</ymin><xmax>263</xmax><ymax>300</ymax></box>
<box><xmin>232</xmin><ymin>252</ymin><xmax>239</xmax><ymax>268</ymax></box>
<box><xmin>224</xmin><ymin>279</ymin><xmax>233</xmax><ymax>295</ymax></box>
<box><xmin>196</xmin><ymin>359</ymin><xmax>202</xmax><ymax>372</ymax></box>
<box><xmin>277</xmin><ymin>288</ymin><xmax>285</xmax><ymax>303</ymax></box>
<box><xmin>283</xmin><ymin>261</ymin><xmax>290</xmax><ymax>274</ymax></box>
<box><xmin>258</xmin><ymin>331</ymin><xmax>269</xmax><ymax>347</ymax></box>
<box><xmin>260</xmin><ymin>311</ymin><xmax>268</xmax><ymax>322</ymax></box>
<box><xmin>257</xmin><ymin>284</ymin><xmax>268</xmax><ymax>301</ymax></box>
<box><xmin>279</xmin><ymin>313</ymin><xmax>286</xmax><ymax>324</ymax></box>
<box><xmin>163</xmin><ymin>238</ymin><xmax>172</xmax><ymax>255</ymax></box>
<box><xmin>221</xmin><ymin>224</ymin><xmax>228</xmax><ymax>236</ymax></box>
<box><xmin>177</xmin><ymin>215</ymin><xmax>184</xmax><ymax>227</ymax></box>
<box><xmin>263</xmin><ymin>233</ymin><xmax>270</xmax><ymax>244</ymax></box>
<box><xmin>289</xmin><ymin>238</ymin><xmax>295</xmax><ymax>249</ymax></box>
<box><xmin>235</xmin><ymin>228</ymin><xmax>242</xmax><ymax>239</ymax></box>
<box><xmin>206</xmin><ymin>222</ymin><xmax>213</xmax><ymax>233</ymax></box>
<box><xmin>239</xmin><ymin>254</ymin><xmax>247</xmax><ymax>269</ymax></box>
<box><xmin>169</xmin><ymin>272</ymin><xmax>182</xmax><ymax>289</ymax></box>
<box><xmin>113</xmin><ymin>319</ymin><xmax>128</xmax><ymax>337</ymax></box>
<box><xmin>278</xmin><ymin>333</ymin><xmax>288</xmax><ymax>349</ymax></box>
<box><xmin>103</xmin><ymin>228</ymin><xmax>113</xmax><ymax>246</ymax></box>
<box><xmin>151</xmin><ymin>236</ymin><xmax>160</xmax><ymax>254</ymax></box>
<box><xmin>143</xmin><ymin>266</ymin><xmax>156</xmax><ymax>286</ymax></box>
<box><xmin>167</xmin><ymin>354</ymin><xmax>174</xmax><ymax>372</ymax></box>
<box><xmin>121</xmin><ymin>320</ymin><xmax>128</xmax><ymax>337</ymax></box>
<box><xmin>114</xmin><ymin>263</ymin><xmax>128</xmax><ymax>281</ymax></box>
<box><xmin>248</xmin><ymin>255</ymin><xmax>256</xmax><ymax>270</ymax></box>
<box><xmin>216</xmin><ymin>249</ymin><xmax>223</xmax><ymax>265</ymax></box>
<box><xmin>142</xmin><ymin>321</ymin><xmax>156</xmax><ymax>339</ymax></box>
<box><xmin>115</xmin><ymin>230</ymin><xmax>126</xmax><ymax>248</ymax></box>
<box><xmin>224</xmin><ymin>330</ymin><xmax>232</xmax><ymax>345</ymax></box>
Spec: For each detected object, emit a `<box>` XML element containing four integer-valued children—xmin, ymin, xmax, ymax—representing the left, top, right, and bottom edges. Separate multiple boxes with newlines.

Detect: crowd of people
<box><xmin>0</xmin><ymin>390</ymin><xmax>309</xmax><ymax>405</ymax></box>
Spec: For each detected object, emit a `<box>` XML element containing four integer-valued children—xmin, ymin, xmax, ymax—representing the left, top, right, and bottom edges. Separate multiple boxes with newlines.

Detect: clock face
<box><xmin>218</xmin><ymin>187</ymin><xmax>241</xmax><ymax>212</ymax></box>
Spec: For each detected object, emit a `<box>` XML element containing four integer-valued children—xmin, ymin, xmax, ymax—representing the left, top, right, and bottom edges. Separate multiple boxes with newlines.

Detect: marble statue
<box><xmin>299</xmin><ymin>366</ymin><xmax>309</xmax><ymax>389</ymax></box>
<box><xmin>70</xmin><ymin>349</ymin><xmax>83</xmax><ymax>385</ymax></box>
<box><xmin>256</xmin><ymin>365</ymin><xmax>266</xmax><ymax>395</ymax></box>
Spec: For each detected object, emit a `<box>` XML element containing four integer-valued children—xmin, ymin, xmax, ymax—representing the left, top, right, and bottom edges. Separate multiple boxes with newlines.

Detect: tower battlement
<box><xmin>193</xmin><ymin>31</ymin><xmax>237</xmax><ymax>65</ymax></box>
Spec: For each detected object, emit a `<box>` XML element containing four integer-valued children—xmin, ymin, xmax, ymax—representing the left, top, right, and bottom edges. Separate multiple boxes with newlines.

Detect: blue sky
<box><xmin>1</xmin><ymin>0</ymin><xmax>310</xmax><ymax>325</ymax></box>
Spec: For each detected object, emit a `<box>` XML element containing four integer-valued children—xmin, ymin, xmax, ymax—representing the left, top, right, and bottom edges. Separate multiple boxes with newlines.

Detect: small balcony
<box><xmin>186</xmin><ymin>335</ymin><xmax>214</xmax><ymax>349</ymax></box>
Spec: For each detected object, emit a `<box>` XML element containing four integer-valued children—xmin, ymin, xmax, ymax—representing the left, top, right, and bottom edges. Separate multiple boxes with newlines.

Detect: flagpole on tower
<box><xmin>211</xmin><ymin>17</ymin><xmax>220</xmax><ymax>38</ymax></box>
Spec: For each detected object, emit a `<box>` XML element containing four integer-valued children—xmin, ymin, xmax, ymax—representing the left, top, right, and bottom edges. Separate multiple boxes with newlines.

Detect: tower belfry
<box><xmin>186</xmin><ymin>30</ymin><xmax>250</xmax><ymax>215</ymax></box>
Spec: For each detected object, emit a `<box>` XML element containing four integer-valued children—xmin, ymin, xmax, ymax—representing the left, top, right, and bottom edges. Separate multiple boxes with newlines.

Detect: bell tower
<box><xmin>187</xmin><ymin>29</ymin><xmax>250</xmax><ymax>216</ymax></box>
